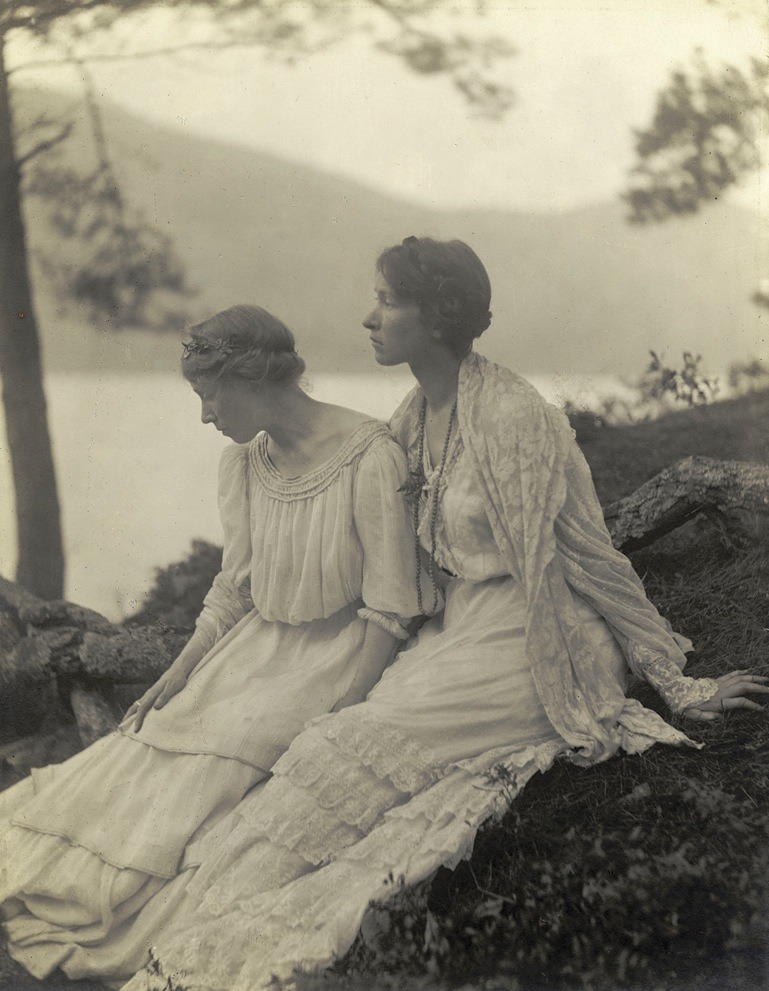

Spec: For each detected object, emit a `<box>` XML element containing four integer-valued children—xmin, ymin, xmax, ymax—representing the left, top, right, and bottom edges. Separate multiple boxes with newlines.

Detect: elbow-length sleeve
<box><xmin>193</xmin><ymin>444</ymin><xmax>254</xmax><ymax>651</ymax></box>
<box><xmin>352</xmin><ymin>436</ymin><xmax>421</xmax><ymax>639</ymax></box>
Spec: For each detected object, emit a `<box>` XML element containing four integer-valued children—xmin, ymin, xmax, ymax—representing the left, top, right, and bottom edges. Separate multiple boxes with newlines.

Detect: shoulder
<box><xmin>389</xmin><ymin>384</ymin><xmax>422</xmax><ymax>451</ymax></box>
<box><xmin>329</xmin><ymin>406</ymin><xmax>379</xmax><ymax>433</ymax></box>
<box><xmin>216</xmin><ymin>442</ymin><xmax>253</xmax><ymax>507</ymax></box>
<box><xmin>464</xmin><ymin>352</ymin><xmax>546</xmax><ymax>411</ymax></box>
<box><xmin>219</xmin><ymin>441</ymin><xmax>250</xmax><ymax>474</ymax></box>
<box><xmin>351</xmin><ymin>421</ymin><xmax>408</xmax><ymax>478</ymax></box>
<box><xmin>460</xmin><ymin>353</ymin><xmax>572</xmax><ymax>449</ymax></box>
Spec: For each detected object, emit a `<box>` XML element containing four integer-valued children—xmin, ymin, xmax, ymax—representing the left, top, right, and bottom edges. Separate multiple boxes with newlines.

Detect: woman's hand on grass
<box><xmin>683</xmin><ymin>670</ymin><xmax>769</xmax><ymax>722</ymax></box>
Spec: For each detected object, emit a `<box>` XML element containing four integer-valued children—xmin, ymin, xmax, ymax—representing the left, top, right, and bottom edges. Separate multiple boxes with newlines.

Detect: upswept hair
<box><xmin>376</xmin><ymin>236</ymin><xmax>492</xmax><ymax>357</ymax></box>
<box><xmin>181</xmin><ymin>305</ymin><xmax>305</xmax><ymax>384</ymax></box>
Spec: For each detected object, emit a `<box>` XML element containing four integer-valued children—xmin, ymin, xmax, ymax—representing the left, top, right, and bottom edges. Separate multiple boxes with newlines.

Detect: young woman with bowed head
<box><xmin>0</xmin><ymin>304</ymin><xmax>422</xmax><ymax>983</ymax></box>
<box><xmin>120</xmin><ymin>239</ymin><xmax>769</xmax><ymax>991</ymax></box>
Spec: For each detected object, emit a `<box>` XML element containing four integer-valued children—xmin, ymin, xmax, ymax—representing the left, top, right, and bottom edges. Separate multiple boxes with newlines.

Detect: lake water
<box><xmin>0</xmin><ymin>370</ymin><xmax>624</xmax><ymax>620</ymax></box>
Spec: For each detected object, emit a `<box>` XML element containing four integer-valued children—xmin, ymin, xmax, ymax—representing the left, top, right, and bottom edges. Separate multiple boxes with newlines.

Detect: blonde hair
<box><xmin>181</xmin><ymin>305</ymin><xmax>305</xmax><ymax>384</ymax></box>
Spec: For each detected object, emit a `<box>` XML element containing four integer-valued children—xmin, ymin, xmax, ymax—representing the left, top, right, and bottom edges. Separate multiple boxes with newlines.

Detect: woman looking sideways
<box><xmin>0</xmin><ymin>304</ymin><xmax>420</xmax><ymax>983</ymax></box>
<box><xmin>124</xmin><ymin>238</ymin><xmax>769</xmax><ymax>991</ymax></box>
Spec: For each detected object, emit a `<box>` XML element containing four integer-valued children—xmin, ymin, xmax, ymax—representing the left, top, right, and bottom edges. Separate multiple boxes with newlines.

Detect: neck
<box><xmin>262</xmin><ymin>384</ymin><xmax>320</xmax><ymax>451</ymax></box>
<box><xmin>409</xmin><ymin>349</ymin><xmax>463</xmax><ymax>413</ymax></box>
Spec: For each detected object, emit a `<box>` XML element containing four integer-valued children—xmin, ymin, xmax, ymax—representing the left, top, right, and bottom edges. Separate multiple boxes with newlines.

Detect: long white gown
<box><xmin>0</xmin><ymin>420</ymin><xmax>419</xmax><ymax>983</ymax></box>
<box><xmin>123</xmin><ymin>354</ymin><xmax>718</xmax><ymax>991</ymax></box>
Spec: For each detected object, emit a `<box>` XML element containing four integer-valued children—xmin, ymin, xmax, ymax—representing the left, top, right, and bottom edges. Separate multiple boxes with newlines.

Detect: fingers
<box><xmin>717</xmin><ymin>672</ymin><xmax>769</xmax><ymax>686</ymax></box>
<box><xmin>683</xmin><ymin>708</ymin><xmax>719</xmax><ymax>722</ymax></box>
<box><xmin>723</xmin><ymin>697</ymin><xmax>764</xmax><ymax>711</ymax></box>
<box><xmin>132</xmin><ymin>698</ymin><xmax>155</xmax><ymax>732</ymax></box>
<box><xmin>687</xmin><ymin>695</ymin><xmax>767</xmax><ymax>721</ymax></box>
<box><xmin>118</xmin><ymin>702</ymin><xmax>140</xmax><ymax>730</ymax></box>
<box><xmin>720</xmin><ymin>681</ymin><xmax>769</xmax><ymax>699</ymax></box>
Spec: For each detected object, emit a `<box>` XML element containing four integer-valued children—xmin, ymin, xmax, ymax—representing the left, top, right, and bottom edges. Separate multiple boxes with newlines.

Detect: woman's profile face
<box><xmin>363</xmin><ymin>274</ymin><xmax>435</xmax><ymax>368</ymax></box>
<box><xmin>191</xmin><ymin>376</ymin><xmax>264</xmax><ymax>444</ymax></box>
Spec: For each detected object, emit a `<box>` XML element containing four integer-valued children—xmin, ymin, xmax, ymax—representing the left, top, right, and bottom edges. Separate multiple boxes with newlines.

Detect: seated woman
<box><xmin>0</xmin><ymin>304</ymin><xmax>420</xmax><ymax>983</ymax></box>
<box><xmin>123</xmin><ymin>239</ymin><xmax>768</xmax><ymax>991</ymax></box>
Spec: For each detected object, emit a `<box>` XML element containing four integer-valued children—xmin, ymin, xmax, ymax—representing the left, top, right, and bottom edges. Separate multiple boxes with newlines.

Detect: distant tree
<box><xmin>623</xmin><ymin>53</ymin><xmax>767</xmax><ymax>224</ymax></box>
<box><xmin>1</xmin><ymin>0</ymin><xmax>512</xmax><ymax>600</ymax></box>
<box><xmin>623</xmin><ymin>0</ymin><xmax>767</xmax><ymax>225</ymax></box>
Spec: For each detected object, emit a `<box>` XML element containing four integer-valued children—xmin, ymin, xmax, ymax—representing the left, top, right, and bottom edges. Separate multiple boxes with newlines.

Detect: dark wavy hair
<box><xmin>181</xmin><ymin>305</ymin><xmax>305</xmax><ymax>384</ymax></box>
<box><xmin>376</xmin><ymin>236</ymin><xmax>492</xmax><ymax>357</ymax></box>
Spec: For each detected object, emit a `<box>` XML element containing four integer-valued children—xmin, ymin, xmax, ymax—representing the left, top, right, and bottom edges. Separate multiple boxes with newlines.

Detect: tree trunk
<box><xmin>0</xmin><ymin>33</ymin><xmax>64</xmax><ymax>599</ymax></box>
<box><xmin>604</xmin><ymin>456</ymin><xmax>769</xmax><ymax>551</ymax></box>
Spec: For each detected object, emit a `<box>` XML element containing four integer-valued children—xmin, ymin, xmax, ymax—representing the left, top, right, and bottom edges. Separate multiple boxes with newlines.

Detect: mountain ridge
<box><xmin>16</xmin><ymin>86</ymin><xmax>766</xmax><ymax>377</ymax></box>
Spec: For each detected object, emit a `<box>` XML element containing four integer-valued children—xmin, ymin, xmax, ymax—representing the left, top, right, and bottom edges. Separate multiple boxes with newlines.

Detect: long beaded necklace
<box><xmin>400</xmin><ymin>395</ymin><xmax>458</xmax><ymax>615</ymax></box>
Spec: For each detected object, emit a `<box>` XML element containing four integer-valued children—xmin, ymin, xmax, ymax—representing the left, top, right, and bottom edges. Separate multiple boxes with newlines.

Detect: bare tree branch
<box><xmin>16</xmin><ymin>119</ymin><xmax>73</xmax><ymax>167</ymax></box>
<box><xmin>2</xmin><ymin>0</ymin><xmax>123</xmax><ymax>34</ymax></box>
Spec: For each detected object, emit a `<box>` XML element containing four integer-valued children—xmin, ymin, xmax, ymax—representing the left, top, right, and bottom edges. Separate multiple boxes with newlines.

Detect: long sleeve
<box><xmin>458</xmin><ymin>353</ymin><xmax>713</xmax><ymax>758</ymax></box>
<box><xmin>553</xmin><ymin>430</ymin><xmax>718</xmax><ymax>712</ymax></box>
<box><xmin>194</xmin><ymin>444</ymin><xmax>254</xmax><ymax>650</ymax></box>
<box><xmin>352</xmin><ymin>437</ymin><xmax>421</xmax><ymax>637</ymax></box>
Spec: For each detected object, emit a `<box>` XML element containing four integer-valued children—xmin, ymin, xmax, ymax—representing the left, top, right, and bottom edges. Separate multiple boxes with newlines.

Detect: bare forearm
<box><xmin>171</xmin><ymin>630</ymin><xmax>213</xmax><ymax>679</ymax></box>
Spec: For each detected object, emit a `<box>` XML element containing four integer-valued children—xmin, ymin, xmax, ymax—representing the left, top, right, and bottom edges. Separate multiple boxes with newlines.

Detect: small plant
<box><xmin>640</xmin><ymin>350</ymin><xmax>720</xmax><ymax>407</ymax></box>
<box><xmin>565</xmin><ymin>350</ymin><xmax>721</xmax><ymax>435</ymax></box>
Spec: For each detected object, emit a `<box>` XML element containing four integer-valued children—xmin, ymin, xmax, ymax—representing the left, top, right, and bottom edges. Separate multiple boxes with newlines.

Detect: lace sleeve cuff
<box><xmin>357</xmin><ymin>607</ymin><xmax>411</xmax><ymax>641</ymax></box>
<box><xmin>635</xmin><ymin>651</ymin><xmax>719</xmax><ymax>714</ymax></box>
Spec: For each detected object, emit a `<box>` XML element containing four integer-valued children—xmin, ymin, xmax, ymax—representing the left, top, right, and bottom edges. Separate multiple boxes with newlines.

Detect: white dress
<box><xmin>0</xmin><ymin>420</ymin><xmax>419</xmax><ymax>983</ymax></box>
<box><xmin>122</xmin><ymin>358</ymin><xmax>718</xmax><ymax>991</ymax></box>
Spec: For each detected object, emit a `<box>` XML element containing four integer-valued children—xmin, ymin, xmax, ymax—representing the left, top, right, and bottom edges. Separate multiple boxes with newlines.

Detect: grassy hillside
<box><xmin>15</xmin><ymin>86</ymin><xmax>766</xmax><ymax>379</ymax></box>
<box><xmin>581</xmin><ymin>387</ymin><xmax>769</xmax><ymax>505</ymax></box>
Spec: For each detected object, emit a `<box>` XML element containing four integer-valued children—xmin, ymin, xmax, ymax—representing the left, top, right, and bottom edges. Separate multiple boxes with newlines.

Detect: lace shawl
<box><xmin>391</xmin><ymin>353</ymin><xmax>715</xmax><ymax>761</ymax></box>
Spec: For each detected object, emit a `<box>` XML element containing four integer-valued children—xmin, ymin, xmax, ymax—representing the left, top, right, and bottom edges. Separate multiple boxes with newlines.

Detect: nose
<box><xmin>201</xmin><ymin>404</ymin><xmax>216</xmax><ymax>425</ymax></box>
<box><xmin>363</xmin><ymin>309</ymin><xmax>378</xmax><ymax>331</ymax></box>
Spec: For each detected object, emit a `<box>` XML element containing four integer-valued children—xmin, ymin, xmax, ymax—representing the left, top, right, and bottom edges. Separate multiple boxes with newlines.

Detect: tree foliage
<box><xmin>624</xmin><ymin>53</ymin><xmax>768</xmax><ymax>223</ymax></box>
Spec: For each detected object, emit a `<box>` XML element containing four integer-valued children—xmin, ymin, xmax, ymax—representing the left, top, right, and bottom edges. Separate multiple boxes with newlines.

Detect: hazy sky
<box><xmin>10</xmin><ymin>0</ymin><xmax>767</xmax><ymax>213</ymax></box>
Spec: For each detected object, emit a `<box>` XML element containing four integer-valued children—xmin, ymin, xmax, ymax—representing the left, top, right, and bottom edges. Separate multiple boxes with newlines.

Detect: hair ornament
<box><xmin>182</xmin><ymin>337</ymin><xmax>240</xmax><ymax>360</ymax></box>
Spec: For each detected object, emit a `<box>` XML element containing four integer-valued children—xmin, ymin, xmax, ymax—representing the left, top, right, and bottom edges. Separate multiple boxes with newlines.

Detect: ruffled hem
<box><xmin>126</xmin><ymin>730</ymin><xmax>568</xmax><ymax>991</ymax></box>
<box><xmin>185</xmin><ymin>714</ymin><xmax>441</xmax><ymax>896</ymax></box>
<box><xmin>308</xmin><ymin>710</ymin><xmax>442</xmax><ymax>792</ymax></box>
<box><xmin>130</xmin><ymin>700</ymin><xmax>706</xmax><ymax>991</ymax></box>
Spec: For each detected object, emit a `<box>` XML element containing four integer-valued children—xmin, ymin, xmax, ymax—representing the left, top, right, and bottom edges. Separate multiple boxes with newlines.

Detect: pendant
<box><xmin>398</xmin><ymin>468</ymin><xmax>427</xmax><ymax>506</ymax></box>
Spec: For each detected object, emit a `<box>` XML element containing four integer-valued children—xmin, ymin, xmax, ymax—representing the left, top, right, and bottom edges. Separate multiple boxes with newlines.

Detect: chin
<box><xmin>373</xmin><ymin>352</ymin><xmax>399</xmax><ymax>367</ymax></box>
